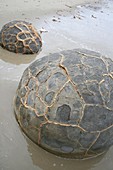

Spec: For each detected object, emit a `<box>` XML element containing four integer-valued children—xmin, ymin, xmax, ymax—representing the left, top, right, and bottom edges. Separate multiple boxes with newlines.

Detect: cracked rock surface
<box><xmin>14</xmin><ymin>48</ymin><xmax>113</xmax><ymax>159</ymax></box>
<box><xmin>0</xmin><ymin>20</ymin><xmax>42</xmax><ymax>54</ymax></box>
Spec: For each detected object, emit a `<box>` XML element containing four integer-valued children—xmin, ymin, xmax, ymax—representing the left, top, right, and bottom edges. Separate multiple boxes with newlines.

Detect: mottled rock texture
<box><xmin>14</xmin><ymin>49</ymin><xmax>113</xmax><ymax>159</ymax></box>
<box><xmin>0</xmin><ymin>20</ymin><xmax>42</xmax><ymax>54</ymax></box>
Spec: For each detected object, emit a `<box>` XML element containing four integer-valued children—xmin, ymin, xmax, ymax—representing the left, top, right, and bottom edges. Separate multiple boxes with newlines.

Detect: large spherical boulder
<box><xmin>14</xmin><ymin>49</ymin><xmax>113</xmax><ymax>159</ymax></box>
<box><xmin>0</xmin><ymin>20</ymin><xmax>42</xmax><ymax>54</ymax></box>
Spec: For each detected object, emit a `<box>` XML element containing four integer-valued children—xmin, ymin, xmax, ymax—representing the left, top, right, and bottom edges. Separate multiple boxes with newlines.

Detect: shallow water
<box><xmin>0</xmin><ymin>0</ymin><xmax>113</xmax><ymax>170</ymax></box>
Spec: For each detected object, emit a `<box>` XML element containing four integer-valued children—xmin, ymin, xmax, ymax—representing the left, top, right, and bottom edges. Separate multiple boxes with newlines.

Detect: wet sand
<box><xmin>0</xmin><ymin>0</ymin><xmax>113</xmax><ymax>170</ymax></box>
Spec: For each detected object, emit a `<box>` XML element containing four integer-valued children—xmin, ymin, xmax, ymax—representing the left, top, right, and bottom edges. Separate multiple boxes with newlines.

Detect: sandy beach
<box><xmin>0</xmin><ymin>0</ymin><xmax>113</xmax><ymax>170</ymax></box>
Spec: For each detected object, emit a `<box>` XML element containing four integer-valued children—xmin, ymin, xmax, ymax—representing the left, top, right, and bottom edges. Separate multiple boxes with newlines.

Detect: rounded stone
<box><xmin>14</xmin><ymin>49</ymin><xmax>113</xmax><ymax>159</ymax></box>
<box><xmin>0</xmin><ymin>20</ymin><xmax>42</xmax><ymax>54</ymax></box>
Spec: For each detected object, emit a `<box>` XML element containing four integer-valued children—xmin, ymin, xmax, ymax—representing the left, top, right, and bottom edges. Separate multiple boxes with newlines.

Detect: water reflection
<box><xmin>25</xmin><ymin>136</ymin><xmax>107</xmax><ymax>170</ymax></box>
<box><xmin>1</xmin><ymin>0</ymin><xmax>113</xmax><ymax>169</ymax></box>
<box><xmin>0</xmin><ymin>47</ymin><xmax>38</xmax><ymax>65</ymax></box>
